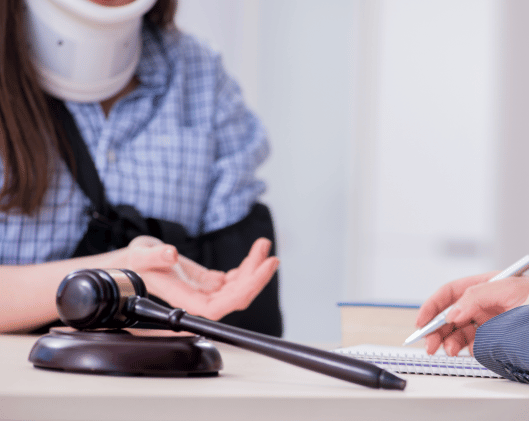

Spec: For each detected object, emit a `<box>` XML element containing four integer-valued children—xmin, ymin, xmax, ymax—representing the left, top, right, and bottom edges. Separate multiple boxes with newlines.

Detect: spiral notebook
<box><xmin>334</xmin><ymin>344</ymin><xmax>502</xmax><ymax>378</ymax></box>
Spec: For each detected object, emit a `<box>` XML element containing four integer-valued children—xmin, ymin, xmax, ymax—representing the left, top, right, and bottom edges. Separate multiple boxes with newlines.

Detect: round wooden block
<box><xmin>28</xmin><ymin>327</ymin><xmax>223</xmax><ymax>376</ymax></box>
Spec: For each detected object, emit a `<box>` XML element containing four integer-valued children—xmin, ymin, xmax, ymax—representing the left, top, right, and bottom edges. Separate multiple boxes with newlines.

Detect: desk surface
<box><xmin>1</xmin><ymin>334</ymin><xmax>529</xmax><ymax>421</ymax></box>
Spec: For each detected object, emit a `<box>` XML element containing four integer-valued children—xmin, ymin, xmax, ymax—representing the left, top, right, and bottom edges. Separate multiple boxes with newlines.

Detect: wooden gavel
<box><xmin>55</xmin><ymin>268</ymin><xmax>406</xmax><ymax>390</ymax></box>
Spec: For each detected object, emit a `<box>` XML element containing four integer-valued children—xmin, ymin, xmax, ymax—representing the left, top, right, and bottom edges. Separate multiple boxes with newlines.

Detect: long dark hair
<box><xmin>0</xmin><ymin>0</ymin><xmax>178</xmax><ymax>215</ymax></box>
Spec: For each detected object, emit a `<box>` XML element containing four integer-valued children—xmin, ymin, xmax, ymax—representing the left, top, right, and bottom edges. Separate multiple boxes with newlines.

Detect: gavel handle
<box><xmin>129</xmin><ymin>297</ymin><xmax>405</xmax><ymax>390</ymax></box>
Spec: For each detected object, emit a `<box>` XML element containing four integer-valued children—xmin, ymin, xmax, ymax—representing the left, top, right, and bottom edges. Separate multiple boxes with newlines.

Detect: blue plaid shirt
<box><xmin>0</xmin><ymin>25</ymin><xmax>269</xmax><ymax>264</ymax></box>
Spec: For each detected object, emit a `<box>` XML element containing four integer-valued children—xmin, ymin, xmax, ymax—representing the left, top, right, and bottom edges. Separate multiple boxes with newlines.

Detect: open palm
<box><xmin>123</xmin><ymin>235</ymin><xmax>279</xmax><ymax>321</ymax></box>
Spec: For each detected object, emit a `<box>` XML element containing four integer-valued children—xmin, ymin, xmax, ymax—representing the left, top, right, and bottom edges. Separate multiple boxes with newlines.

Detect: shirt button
<box><xmin>107</xmin><ymin>150</ymin><xmax>116</xmax><ymax>164</ymax></box>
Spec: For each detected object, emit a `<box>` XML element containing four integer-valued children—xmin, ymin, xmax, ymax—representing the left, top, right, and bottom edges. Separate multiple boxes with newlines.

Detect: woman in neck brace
<box><xmin>0</xmin><ymin>0</ymin><xmax>282</xmax><ymax>335</ymax></box>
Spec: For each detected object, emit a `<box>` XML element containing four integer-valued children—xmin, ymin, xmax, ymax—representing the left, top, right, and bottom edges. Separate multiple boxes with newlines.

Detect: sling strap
<box><xmin>48</xmin><ymin>98</ymin><xmax>199</xmax><ymax>260</ymax></box>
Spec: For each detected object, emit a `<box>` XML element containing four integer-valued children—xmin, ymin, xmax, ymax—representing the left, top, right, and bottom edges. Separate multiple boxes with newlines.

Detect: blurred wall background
<box><xmin>176</xmin><ymin>0</ymin><xmax>525</xmax><ymax>344</ymax></box>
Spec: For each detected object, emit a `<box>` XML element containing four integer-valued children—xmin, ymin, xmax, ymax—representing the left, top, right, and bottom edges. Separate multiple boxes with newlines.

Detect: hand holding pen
<box><xmin>406</xmin><ymin>255</ymin><xmax>529</xmax><ymax>357</ymax></box>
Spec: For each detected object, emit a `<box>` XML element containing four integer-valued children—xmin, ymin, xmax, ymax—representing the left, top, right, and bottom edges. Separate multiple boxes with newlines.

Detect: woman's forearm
<box><xmin>0</xmin><ymin>236</ymin><xmax>278</xmax><ymax>334</ymax></box>
<box><xmin>0</xmin><ymin>249</ymin><xmax>124</xmax><ymax>333</ymax></box>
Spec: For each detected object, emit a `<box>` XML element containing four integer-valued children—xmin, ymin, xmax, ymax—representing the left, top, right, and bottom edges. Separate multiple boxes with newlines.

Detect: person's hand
<box><xmin>122</xmin><ymin>235</ymin><xmax>279</xmax><ymax>321</ymax></box>
<box><xmin>171</xmin><ymin>254</ymin><xmax>226</xmax><ymax>293</ymax></box>
<box><xmin>415</xmin><ymin>272</ymin><xmax>529</xmax><ymax>357</ymax></box>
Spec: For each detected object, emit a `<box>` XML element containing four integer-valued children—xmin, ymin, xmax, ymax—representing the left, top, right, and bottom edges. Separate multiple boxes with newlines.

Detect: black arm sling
<box><xmin>36</xmin><ymin>98</ymin><xmax>282</xmax><ymax>336</ymax></box>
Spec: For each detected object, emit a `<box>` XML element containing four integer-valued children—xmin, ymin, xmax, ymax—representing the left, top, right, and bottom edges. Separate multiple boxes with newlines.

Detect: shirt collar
<box><xmin>135</xmin><ymin>23</ymin><xmax>172</xmax><ymax>96</ymax></box>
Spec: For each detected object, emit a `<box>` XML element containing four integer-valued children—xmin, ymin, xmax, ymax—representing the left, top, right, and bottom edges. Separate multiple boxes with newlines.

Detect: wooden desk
<box><xmin>1</xmin><ymin>334</ymin><xmax>529</xmax><ymax>421</ymax></box>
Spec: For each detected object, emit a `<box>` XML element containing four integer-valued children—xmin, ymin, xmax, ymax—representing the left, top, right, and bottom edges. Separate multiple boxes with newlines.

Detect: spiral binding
<box><xmin>334</xmin><ymin>348</ymin><xmax>502</xmax><ymax>378</ymax></box>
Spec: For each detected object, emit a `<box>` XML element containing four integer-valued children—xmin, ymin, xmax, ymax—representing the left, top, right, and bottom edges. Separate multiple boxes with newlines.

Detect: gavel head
<box><xmin>56</xmin><ymin>269</ymin><xmax>147</xmax><ymax>330</ymax></box>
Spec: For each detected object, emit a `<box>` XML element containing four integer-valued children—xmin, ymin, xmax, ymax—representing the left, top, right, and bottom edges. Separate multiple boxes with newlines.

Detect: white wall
<box><xmin>348</xmin><ymin>0</ymin><xmax>500</xmax><ymax>303</ymax></box>
<box><xmin>177</xmin><ymin>0</ymin><xmax>505</xmax><ymax>343</ymax></box>
<box><xmin>495</xmin><ymin>1</ymin><xmax>529</xmax><ymax>267</ymax></box>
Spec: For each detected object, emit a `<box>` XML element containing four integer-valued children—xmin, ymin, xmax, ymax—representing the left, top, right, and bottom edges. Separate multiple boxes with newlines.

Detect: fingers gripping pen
<box><xmin>403</xmin><ymin>255</ymin><xmax>529</xmax><ymax>346</ymax></box>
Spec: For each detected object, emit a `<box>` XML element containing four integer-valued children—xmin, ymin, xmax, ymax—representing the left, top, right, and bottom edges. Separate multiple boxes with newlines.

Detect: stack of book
<box><xmin>338</xmin><ymin>302</ymin><xmax>423</xmax><ymax>348</ymax></box>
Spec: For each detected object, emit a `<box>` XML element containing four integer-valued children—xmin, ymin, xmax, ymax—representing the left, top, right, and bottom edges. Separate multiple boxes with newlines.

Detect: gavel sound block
<box><xmin>29</xmin><ymin>269</ymin><xmax>222</xmax><ymax>376</ymax></box>
<box><xmin>29</xmin><ymin>327</ymin><xmax>223</xmax><ymax>376</ymax></box>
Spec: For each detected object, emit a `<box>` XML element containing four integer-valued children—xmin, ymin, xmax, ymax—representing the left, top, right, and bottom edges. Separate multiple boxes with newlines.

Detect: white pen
<box><xmin>403</xmin><ymin>254</ymin><xmax>529</xmax><ymax>346</ymax></box>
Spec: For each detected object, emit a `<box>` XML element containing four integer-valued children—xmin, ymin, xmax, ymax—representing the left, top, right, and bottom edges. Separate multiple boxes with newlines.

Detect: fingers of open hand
<box><xmin>197</xmin><ymin>270</ymin><xmax>225</xmax><ymax>293</ymax></box>
<box><xmin>126</xmin><ymin>236</ymin><xmax>177</xmax><ymax>271</ymax></box>
<box><xmin>173</xmin><ymin>238</ymin><xmax>274</xmax><ymax>297</ymax></box>
<box><xmin>236</xmin><ymin>238</ymin><xmax>272</xmax><ymax>278</ymax></box>
<box><xmin>128</xmin><ymin>235</ymin><xmax>164</xmax><ymax>248</ymax></box>
<box><xmin>174</xmin><ymin>255</ymin><xmax>225</xmax><ymax>293</ymax></box>
<box><xmin>178</xmin><ymin>254</ymin><xmax>279</xmax><ymax>321</ymax></box>
<box><xmin>160</xmin><ymin>245</ymin><xmax>279</xmax><ymax>321</ymax></box>
<box><xmin>187</xmin><ymin>238</ymin><xmax>276</xmax><ymax>319</ymax></box>
<box><xmin>201</xmin><ymin>255</ymin><xmax>279</xmax><ymax>320</ymax></box>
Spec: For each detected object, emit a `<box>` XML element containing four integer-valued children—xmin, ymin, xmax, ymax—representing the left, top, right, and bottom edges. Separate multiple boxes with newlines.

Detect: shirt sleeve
<box><xmin>201</xmin><ymin>56</ymin><xmax>270</xmax><ymax>233</ymax></box>
<box><xmin>473</xmin><ymin>305</ymin><xmax>529</xmax><ymax>383</ymax></box>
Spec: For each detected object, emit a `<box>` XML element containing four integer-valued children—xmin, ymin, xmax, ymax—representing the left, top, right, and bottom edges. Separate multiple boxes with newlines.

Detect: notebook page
<box><xmin>334</xmin><ymin>344</ymin><xmax>502</xmax><ymax>378</ymax></box>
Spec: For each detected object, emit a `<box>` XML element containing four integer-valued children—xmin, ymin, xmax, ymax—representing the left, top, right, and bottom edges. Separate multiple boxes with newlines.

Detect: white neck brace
<box><xmin>24</xmin><ymin>0</ymin><xmax>158</xmax><ymax>102</ymax></box>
